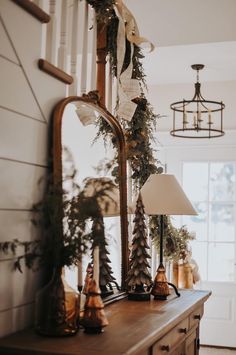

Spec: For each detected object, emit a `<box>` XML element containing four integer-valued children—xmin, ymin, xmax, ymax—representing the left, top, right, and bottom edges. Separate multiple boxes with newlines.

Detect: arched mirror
<box><xmin>52</xmin><ymin>94</ymin><xmax>129</xmax><ymax>299</ymax></box>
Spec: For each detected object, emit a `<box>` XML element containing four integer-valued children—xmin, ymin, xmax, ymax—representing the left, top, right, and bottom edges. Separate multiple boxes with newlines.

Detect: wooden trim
<box><xmin>38</xmin><ymin>59</ymin><xmax>73</xmax><ymax>85</ymax></box>
<box><xmin>11</xmin><ymin>0</ymin><xmax>50</xmax><ymax>23</ymax></box>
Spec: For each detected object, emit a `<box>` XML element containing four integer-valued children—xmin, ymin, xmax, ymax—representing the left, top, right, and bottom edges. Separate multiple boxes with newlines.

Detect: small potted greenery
<box><xmin>149</xmin><ymin>215</ymin><xmax>195</xmax><ymax>288</ymax></box>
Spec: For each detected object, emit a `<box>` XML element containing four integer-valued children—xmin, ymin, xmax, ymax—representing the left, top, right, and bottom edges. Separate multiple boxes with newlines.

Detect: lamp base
<box><xmin>128</xmin><ymin>292</ymin><xmax>151</xmax><ymax>301</ymax></box>
<box><xmin>153</xmin><ymin>293</ymin><xmax>168</xmax><ymax>301</ymax></box>
<box><xmin>84</xmin><ymin>326</ymin><xmax>104</xmax><ymax>334</ymax></box>
<box><xmin>151</xmin><ymin>263</ymin><xmax>170</xmax><ymax>300</ymax></box>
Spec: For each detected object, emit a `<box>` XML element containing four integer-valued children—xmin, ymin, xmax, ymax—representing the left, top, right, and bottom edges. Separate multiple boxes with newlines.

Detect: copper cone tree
<box><xmin>82</xmin><ymin>279</ymin><xmax>108</xmax><ymax>334</ymax></box>
<box><xmin>126</xmin><ymin>194</ymin><xmax>152</xmax><ymax>300</ymax></box>
<box><xmin>91</xmin><ymin>217</ymin><xmax>117</xmax><ymax>297</ymax></box>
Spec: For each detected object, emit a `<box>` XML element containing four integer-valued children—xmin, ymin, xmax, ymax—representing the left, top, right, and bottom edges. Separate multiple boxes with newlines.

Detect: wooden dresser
<box><xmin>0</xmin><ymin>290</ymin><xmax>211</xmax><ymax>355</ymax></box>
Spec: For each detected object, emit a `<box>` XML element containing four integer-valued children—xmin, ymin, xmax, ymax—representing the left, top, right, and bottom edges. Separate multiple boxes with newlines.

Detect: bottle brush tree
<box><xmin>126</xmin><ymin>194</ymin><xmax>152</xmax><ymax>300</ymax></box>
<box><xmin>91</xmin><ymin>216</ymin><xmax>117</xmax><ymax>297</ymax></box>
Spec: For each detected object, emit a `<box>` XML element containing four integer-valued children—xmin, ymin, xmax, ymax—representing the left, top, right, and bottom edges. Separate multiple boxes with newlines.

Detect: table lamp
<box><xmin>140</xmin><ymin>174</ymin><xmax>197</xmax><ymax>300</ymax></box>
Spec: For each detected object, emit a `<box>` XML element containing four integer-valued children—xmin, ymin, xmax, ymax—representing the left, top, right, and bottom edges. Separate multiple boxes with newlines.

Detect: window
<box><xmin>182</xmin><ymin>161</ymin><xmax>236</xmax><ymax>282</ymax></box>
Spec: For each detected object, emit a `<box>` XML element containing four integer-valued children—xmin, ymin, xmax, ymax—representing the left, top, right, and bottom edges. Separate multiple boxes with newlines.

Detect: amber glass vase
<box><xmin>35</xmin><ymin>268</ymin><xmax>79</xmax><ymax>336</ymax></box>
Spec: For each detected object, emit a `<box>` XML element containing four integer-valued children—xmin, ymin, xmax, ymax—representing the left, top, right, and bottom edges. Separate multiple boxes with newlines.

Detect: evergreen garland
<box><xmin>132</xmin><ymin>44</ymin><xmax>147</xmax><ymax>85</ymax></box>
<box><xmin>87</xmin><ymin>1</ymin><xmax>164</xmax><ymax>262</ymax></box>
<box><xmin>125</xmin><ymin>95</ymin><xmax>161</xmax><ymax>187</ymax></box>
<box><xmin>87</xmin><ymin>0</ymin><xmax>162</xmax><ymax>188</ymax></box>
<box><xmin>86</xmin><ymin>0</ymin><xmax>115</xmax><ymax>26</ymax></box>
<box><xmin>106</xmin><ymin>13</ymin><xmax>119</xmax><ymax>76</ymax></box>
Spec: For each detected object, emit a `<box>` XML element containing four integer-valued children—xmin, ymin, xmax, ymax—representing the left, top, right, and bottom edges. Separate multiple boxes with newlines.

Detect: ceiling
<box><xmin>125</xmin><ymin>0</ymin><xmax>236</xmax><ymax>138</ymax></box>
<box><xmin>125</xmin><ymin>0</ymin><xmax>236</xmax><ymax>85</ymax></box>
<box><xmin>142</xmin><ymin>42</ymin><xmax>236</xmax><ymax>85</ymax></box>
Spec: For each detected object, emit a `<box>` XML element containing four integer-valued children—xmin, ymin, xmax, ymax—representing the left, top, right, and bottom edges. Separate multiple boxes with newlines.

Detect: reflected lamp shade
<box><xmin>140</xmin><ymin>174</ymin><xmax>197</xmax><ymax>216</ymax></box>
<box><xmin>83</xmin><ymin>177</ymin><xmax>120</xmax><ymax>217</ymax></box>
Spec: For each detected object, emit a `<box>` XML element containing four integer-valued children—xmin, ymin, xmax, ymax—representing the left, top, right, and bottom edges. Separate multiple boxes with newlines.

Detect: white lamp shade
<box><xmin>83</xmin><ymin>177</ymin><xmax>120</xmax><ymax>217</ymax></box>
<box><xmin>140</xmin><ymin>174</ymin><xmax>197</xmax><ymax>216</ymax></box>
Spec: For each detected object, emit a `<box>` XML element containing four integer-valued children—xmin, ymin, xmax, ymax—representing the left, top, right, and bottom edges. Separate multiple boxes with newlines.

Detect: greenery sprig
<box><xmin>0</xmin><ymin>239</ymin><xmax>41</xmax><ymax>273</ymax></box>
<box><xmin>0</xmin><ymin>183</ymin><xmax>89</xmax><ymax>272</ymax></box>
<box><xmin>150</xmin><ymin>216</ymin><xmax>195</xmax><ymax>262</ymax></box>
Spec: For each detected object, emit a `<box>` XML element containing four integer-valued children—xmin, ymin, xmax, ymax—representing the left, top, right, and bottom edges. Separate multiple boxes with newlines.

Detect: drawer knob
<box><xmin>180</xmin><ymin>327</ymin><xmax>187</xmax><ymax>334</ymax></box>
<box><xmin>194</xmin><ymin>314</ymin><xmax>201</xmax><ymax>320</ymax></box>
<box><xmin>161</xmin><ymin>345</ymin><xmax>170</xmax><ymax>352</ymax></box>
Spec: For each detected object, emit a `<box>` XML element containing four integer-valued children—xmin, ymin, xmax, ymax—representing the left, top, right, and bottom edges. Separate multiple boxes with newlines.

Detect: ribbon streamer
<box><xmin>114</xmin><ymin>2</ymin><xmax>155</xmax><ymax>121</ymax></box>
<box><xmin>115</xmin><ymin>6</ymin><xmax>139</xmax><ymax>121</ymax></box>
<box><xmin>121</xmin><ymin>3</ymin><xmax>155</xmax><ymax>53</ymax></box>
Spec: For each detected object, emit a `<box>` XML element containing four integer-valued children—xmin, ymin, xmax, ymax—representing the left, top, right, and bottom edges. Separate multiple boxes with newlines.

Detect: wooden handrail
<box><xmin>12</xmin><ymin>0</ymin><xmax>50</xmax><ymax>23</ymax></box>
<box><xmin>38</xmin><ymin>59</ymin><xmax>73</xmax><ymax>84</ymax></box>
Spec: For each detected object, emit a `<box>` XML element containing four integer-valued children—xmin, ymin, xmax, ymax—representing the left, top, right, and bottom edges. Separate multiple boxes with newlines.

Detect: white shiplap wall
<box><xmin>0</xmin><ymin>0</ymin><xmax>66</xmax><ymax>337</ymax></box>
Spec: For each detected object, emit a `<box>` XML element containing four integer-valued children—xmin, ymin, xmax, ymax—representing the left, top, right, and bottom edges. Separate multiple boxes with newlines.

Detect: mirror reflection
<box><xmin>61</xmin><ymin>101</ymin><xmax>122</xmax><ymax>297</ymax></box>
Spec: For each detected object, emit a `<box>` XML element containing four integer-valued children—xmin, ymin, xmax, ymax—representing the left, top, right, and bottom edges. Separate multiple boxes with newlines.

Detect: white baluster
<box><xmin>37</xmin><ymin>0</ymin><xmax>49</xmax><ymax>59</ymax></box>
<box><xmin>69</xmin><ymin>0</ymin><xmax>80</xmax><ymax>96</ymax></box>
<box><xmin>38</xmin><ymin>0</ymin><xmax>49</xmax><ymax>13</ymax></box>
<box><xmin>80</xmin><ymin>1</ymin><xmax>89</xmax><ymax>95</ymax></box>
<box><xmin>90</xmin><ymin>8</ymin><xmax>97</xmax><ymax>92</ymax></box>
<box><xmin>58</xmin><ymin>0</ymin><xmax>69</xmax><ymax>71</ymax></box>
<box><xmin>46</xmin><ymin>0</ymin><xmax>60</xmax><ymax>65</ymax></box>
<box><xmin>88</xmin><ymin>8</ymin><xmax>97</xmax><ymax>91</ymax></box>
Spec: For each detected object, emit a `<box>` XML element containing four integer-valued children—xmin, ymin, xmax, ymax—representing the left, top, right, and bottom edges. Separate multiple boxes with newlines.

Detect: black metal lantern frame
<box><xmin>170</xmin><ymin>64</ymin><xmax>225</xmax><ymax>138</ymax></box>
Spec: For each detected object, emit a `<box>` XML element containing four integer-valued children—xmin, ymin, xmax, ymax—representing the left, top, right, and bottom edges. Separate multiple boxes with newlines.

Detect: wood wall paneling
<box><xmin>0</xmin><ymin>58</ymin><xmax>45</xmax><ymax>122</ymax></box>
<box><xmin>0</xmin><ymin>108</ymin><xmax>48</xmax><ymax>166</ymax></box>
<box><xmin>0</xmin><ymin>160</ymin><xmax>46</xmax><ymax>210</ymax></box>
<box><xmin>0</xmin><ymin>20</ymin><xmax>19</xmax><ymax>65</ymax></box>
<box><xmin>0</xmin><ymin>210</ymin><xmax>41</xmax><ymax>249</ymax></box>
<box><xmin>0</xmin><ymin>303</ymin><xmax>34</xmax><ymax>338</ymax></box>
<box><xmin>1</xmin><ymin>0</ymin><xmax>66</xmax><ymax>122</ymax></box>
<box><xmin>0</xmin><ymin>261</ymin><xmax>42</xmax><ymax>312</ymax></box>
<box><xmin>0</xmin><ymin>0</ymin><xmax>66</xmax><ymax>338</ymax></box>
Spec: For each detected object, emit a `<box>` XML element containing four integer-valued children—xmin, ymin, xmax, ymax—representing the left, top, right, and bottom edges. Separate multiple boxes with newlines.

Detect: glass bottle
<box><xmin>35</xmin><ymin>268</ymin><xmax>79</xmax><ymax>336</ymax></box>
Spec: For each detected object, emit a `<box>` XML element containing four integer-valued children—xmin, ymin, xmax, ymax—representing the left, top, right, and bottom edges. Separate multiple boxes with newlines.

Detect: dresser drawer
<box><xmin>189</xmin><ymin>305</ymin><xmax>204</xmax><ymax>329</ymax></box>
<box><xmin>152</xmin><ymin>318</ymin><xmax>188</xmax><ymax>354</ymax></box>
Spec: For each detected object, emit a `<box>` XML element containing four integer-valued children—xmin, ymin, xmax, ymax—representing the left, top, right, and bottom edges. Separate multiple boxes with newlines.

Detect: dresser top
<box><xmin>0</xmin><ymin>289</ymin><xmax>211</xmax><ymax>355</ymax></box>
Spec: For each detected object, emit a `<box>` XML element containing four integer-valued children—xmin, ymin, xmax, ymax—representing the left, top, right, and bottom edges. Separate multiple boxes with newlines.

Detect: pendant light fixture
<box><xmin>170</xmin><ymin>64</ymin><xmax>225</xmax><ymax>138</ymax></box>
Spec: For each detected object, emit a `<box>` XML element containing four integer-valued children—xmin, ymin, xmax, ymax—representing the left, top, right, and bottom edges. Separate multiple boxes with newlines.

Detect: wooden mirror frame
<box><xmin>52</xmin><ymin>94</ymin><xmax>129</xmax><ymax>291</ymax></box>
